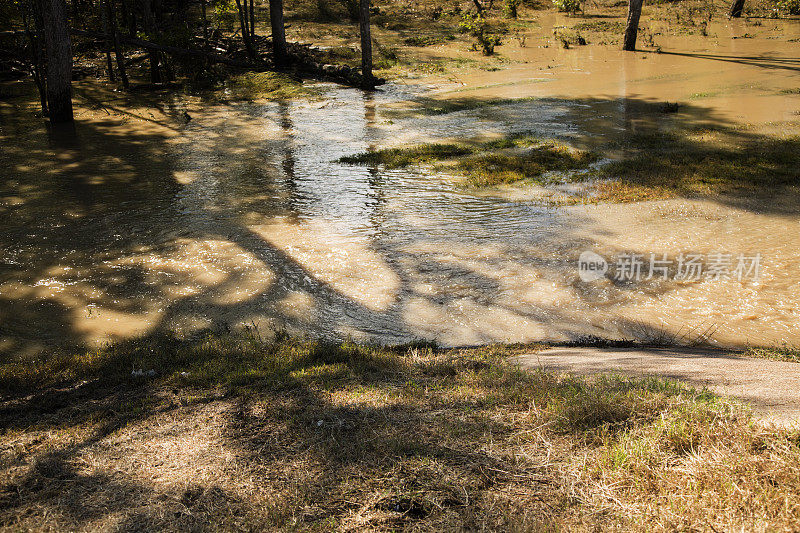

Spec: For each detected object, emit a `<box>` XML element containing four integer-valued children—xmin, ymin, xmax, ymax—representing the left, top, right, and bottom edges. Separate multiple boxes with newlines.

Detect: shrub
<box><xmin>777</xmin><ymin>0</ymin><xmax>800</xmax><ymax>14</ymax></box>
<box><xmin>503</xmin><ymin>0</ymin><xmax>521</xmax><ymax>18</ymax></box>
<box><xmin>553</xmin><ymin>0</ymin><xmax>582</xmax><ymax>13</ymax></box>
<box><xmin>459</xmin><ymin>12</ymin><xmax>503</xmax><ymax>55</ymax></box>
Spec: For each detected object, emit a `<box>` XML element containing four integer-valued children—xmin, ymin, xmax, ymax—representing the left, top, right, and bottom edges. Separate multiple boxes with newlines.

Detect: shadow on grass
<box><xmin>0</xmin><ymin>333</ymin><xmax>748</xmax><ymax>530</ymax></box>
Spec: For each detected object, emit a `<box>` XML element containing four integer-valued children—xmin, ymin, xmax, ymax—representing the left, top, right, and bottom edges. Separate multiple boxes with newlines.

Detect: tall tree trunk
<box><xmin>269</xmin><ymin>0</ymin><xmax>286</xmax><ymax>66</ymax></box>
<box><xmin>249</xmin><ymin>0</ymin><xmax>255</xmax><ymax>38</ymax></box>
<box><xmin>234</xmin><ymin>0</ymin><xmax>255</xmax><ymax>59</ymax></box>
<box><xmin>359</xmin><ymin>0</ymin><xmax>373</xmax><ymax>88</ymax></box>
<box><xmin>39</xmin><ymin>0</ymin><xmax>74</xmax><ymax>122</ymax></box>
<box><xmin>103</xmin><ymin>51</ymin><xmax>115</xmax><ymax>81</ymax></box>
<box><xmin>140</xmin><ymin>0</ymin><xmax>162</xmax><ymax>82</ymax></box>
<box><xmin>104</xmin><ymin>0</ymin><xmax>129</xmax><ymax>89</ymax></box>
<box><xmin>100</xmin><ymin>0</ymin><xmax>116</xmax><ymax>82</ymax></box>
<box><xmin>201</xmin><ymin>0</ymin><xmax>209</xmax><ymax>49</ymax></box>
<box><xmin>623</xmin><ymin>0</ymin><xmax>644</xmax><ymax>51</ymax></box>
<box><xmin>728</xmin><ymin>0</ymin><xmax>745</xmax><ymax>17</ymax></box>
<box><xmin>21</xmin><ymin>4</ymin><xmax>49</xmax><ymax>115</ymax></box>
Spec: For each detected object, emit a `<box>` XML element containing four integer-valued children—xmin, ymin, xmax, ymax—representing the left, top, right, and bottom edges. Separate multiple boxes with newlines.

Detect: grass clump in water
<box><xmin>456</xmin><ymin>141</ymin><xmax>599</xmax><ymax>186</ymax></box>
<box><xmin>339</xmin><ymin>134</ymin><xmax>598</xmax><ymax>187</ymax></box>
<box><xmin>224</xmin><ymin>72</ymin><xmax>318</xmax><ymax>100</ymax></box>
<box><xmin>338</xmin><ymin>143</ymin><xmax>474</xmax><ymax>168</ymax></box>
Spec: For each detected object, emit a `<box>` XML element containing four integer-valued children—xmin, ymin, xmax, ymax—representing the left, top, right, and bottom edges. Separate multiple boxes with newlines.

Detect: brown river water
<box><xmin>1</xmin><ymin>17</ymin><xmax>799</xmax><ymax>355</ymax></box>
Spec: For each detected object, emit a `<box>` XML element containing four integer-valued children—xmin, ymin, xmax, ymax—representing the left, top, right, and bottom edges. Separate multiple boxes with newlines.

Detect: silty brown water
<box><xmin>1</xmin><ymin>18</ymin><xmax>799</xmax><ymax>355</ymax></box>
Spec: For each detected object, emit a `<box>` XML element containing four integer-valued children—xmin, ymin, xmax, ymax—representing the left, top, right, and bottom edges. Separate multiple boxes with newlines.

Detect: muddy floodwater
<box><xmin>1</xmin><ymin>18</ymin><xmax>799</xmax><ymax>355</ymax></box>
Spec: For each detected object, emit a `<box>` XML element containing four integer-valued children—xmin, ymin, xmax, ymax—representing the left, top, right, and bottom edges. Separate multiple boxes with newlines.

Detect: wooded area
<box><xmin>1</xmin><ymin>0</ymin><xmax>383</xmax><ymax>123</ymax></box>
<box><xmin>0</xmin><ymin>0</ymin><xmax>781</xmax><ymax>123</ymax></box>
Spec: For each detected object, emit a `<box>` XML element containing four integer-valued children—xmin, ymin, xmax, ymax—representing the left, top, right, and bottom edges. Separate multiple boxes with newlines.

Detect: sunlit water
<box><xmin>1</xmin><ymin>20</ymin><xmax>799</xmax><ymax>355</ymax></box>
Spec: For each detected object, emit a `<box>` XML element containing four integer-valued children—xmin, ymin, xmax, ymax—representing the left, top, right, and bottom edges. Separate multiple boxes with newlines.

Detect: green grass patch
<box><xmin>223</xmin><ymin>72</ymin><xmax>319</xmax><ymax>100</ymax></box>
<box><xmin>339</xmin><ymin>134</ymin><xmax>598</xmax><ymax>187</ymax></box>
<box><xmin>597</xmin><ymin>130</ymin><xmax>800</xmax><ymax>201</ymax></box>
<box><xmin>573</xmin><ymin>20</ymin><xmax>626</xmax><ymax>33</ymax></box>
<box><xmin>744</xmin><ymin>345</ymin><xmax>800</xmax><ymax>362</ymax></box>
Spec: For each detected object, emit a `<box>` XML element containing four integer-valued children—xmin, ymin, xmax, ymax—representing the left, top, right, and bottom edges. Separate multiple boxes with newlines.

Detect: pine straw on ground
<box><xmin>1</xmin><ymin>334</ymin><xmax>799</xmax><ymax>531</ymax></box>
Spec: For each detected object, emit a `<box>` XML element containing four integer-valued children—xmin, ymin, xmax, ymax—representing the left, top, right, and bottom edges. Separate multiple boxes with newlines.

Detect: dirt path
<box><xmin>513</xmin><ymin>347</ymin><xmax>800</xmax><ymax>427</ymax></box>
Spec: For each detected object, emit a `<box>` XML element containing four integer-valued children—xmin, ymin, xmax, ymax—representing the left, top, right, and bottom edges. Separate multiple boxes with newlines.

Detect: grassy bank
<box><xmin>596</xmin><ymin>128</ymin><xmax>800</xmax><ymax>203</ymax></box>
<box><xmin>1</xmin><ymin>333</ymin><xmax>799</xmax><ymax>531</ymax></box>
<box><xmin>744</xmin><ymin>344</ymin><xmax>800</xmax><ymax>363</ymax></box>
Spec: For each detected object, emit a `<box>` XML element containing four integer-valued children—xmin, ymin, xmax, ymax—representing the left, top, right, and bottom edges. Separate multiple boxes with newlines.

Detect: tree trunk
<box><xmin>359</xmin><ymin>0</ymin><xmax>373</xmax><ymax>88</ymax></box>
<box><xmin>623</xmin><ymin>0</ymin><xmax>644</xmax><ymax>51</ymax></box>
<box><xmin>728</xmin><ymin>0</ymin><xmax>745</xmax><ymax>17</ymax></box>
<box><xmin>104</xmin><ymin>0</ymin><xmax>129</xmax><ymax>89</ymax></box>
<box><xmin>234</xmin><ymin>0</ymin><xmax>255</xmax><ymax>59</ymax></box>
<box><xmin>103</xmin><ymin>50</ymin><xmax>115</xmax><ymax>82</ymax></box>
<box><xmin>39</xmin><ymin>0</ymin><xmax>73</xmax><ymax>122</ymax></box>
<box><xmin>201</xmin><ymin>0</ymin><xmax>209</xmax><ymax>49</ymax></box>
<box><xmin>269</xmin><ymin>0</ymin><xmax>286</xmax><ymax>66</ymax></box>
<box><xmin>249</xmin><ymin>0</ymin><xmax>255</xmax><ymax>38</ymax></box>
<box><xmin>140</xmin><ymin>0</ymin><xmax>162</xmax><ymax>83</ymax></box>
<box><xmin>21</xmin><ymin>3</ymin><xmax>49</xmax><ymax>116</ymax></box>
<box><xmin>99</xmin><ymin>0</ymin><xmax>116</xmax><ymax>82</ymax></box>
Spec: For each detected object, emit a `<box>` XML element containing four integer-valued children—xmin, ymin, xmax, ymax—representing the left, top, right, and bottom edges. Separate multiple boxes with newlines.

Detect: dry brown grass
<box><xmin>1</xmin><ymin>334</ymin><xmax>799</xmax><ymax>531</ymax></box>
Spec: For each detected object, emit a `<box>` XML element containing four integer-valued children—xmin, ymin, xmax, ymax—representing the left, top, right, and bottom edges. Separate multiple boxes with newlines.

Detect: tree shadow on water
<box><xmin>2</xmin><ymin>91</ymin><xmax>797</xmax><ymax>360</ymax></box>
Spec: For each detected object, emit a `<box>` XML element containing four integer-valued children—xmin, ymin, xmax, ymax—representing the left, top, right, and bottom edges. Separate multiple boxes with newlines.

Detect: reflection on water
<box><xmin>2</xmin><ymin>28</ymin><xmax>800</xmax><ymax>355</ymax></box>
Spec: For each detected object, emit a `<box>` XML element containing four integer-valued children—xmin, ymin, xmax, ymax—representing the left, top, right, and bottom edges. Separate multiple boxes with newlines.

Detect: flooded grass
<box><xmin>339</xmin><ymin>134</ymin><xmax>599</xmax><ymax>187</ymax></box>
<box><xmin>338</xmin><ymin>143</ymin><xmax>475</xmax><ymax>168</ymax></box>
<box><xmin>455</xmin><ymin>141</ymin><xmax>598</xmax><ymax>186</ymax></box>
<box><xmin>223</xmin><ymin>72</ymin><xmax>320</xmax><ymax>100</ymax></box>
<box><xmin>598</xmin><ymin>129</ymin><xmax>800</xmax><ymax>201</ymax></box>
<box><xmin>2</xmin><ymin>1</ymin><xmax>800</xmax><ymax>527</ymax></box>
<box><xmin>2</xmin><ymin>333</ymin><xmax>799</xmax><ymax>530</ymax></box>
<box><xmin>341</xmin><ymin>115</ymin><xmax>800</xmax><ymax>201</ymax></box>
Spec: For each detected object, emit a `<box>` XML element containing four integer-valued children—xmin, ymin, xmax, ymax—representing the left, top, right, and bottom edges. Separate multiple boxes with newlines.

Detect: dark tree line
<box><xmin>1</xmin><ymin>0</ymin><xmax>378</xmax><ymax>123</ymax></box>
<box><xmin>2</xmin><ymin>0</ymin><xmax>759</xmax><ymax>124</ymax></box>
